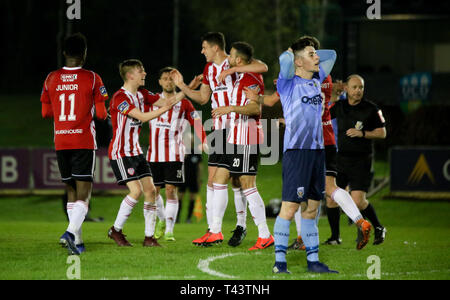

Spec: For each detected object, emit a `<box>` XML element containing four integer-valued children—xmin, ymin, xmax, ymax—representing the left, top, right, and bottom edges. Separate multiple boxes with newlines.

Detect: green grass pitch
<box><xmin>0</xmin><ymin>160</ymin><xmax>449</xmax><ymax>280</ymax></box>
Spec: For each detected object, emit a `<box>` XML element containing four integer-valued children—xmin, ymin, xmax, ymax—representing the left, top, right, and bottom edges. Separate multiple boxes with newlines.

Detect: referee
<box><xmin>330</xmin><ymin>74</ymin><xmax>387</xmax><ymax>245</ymax></box>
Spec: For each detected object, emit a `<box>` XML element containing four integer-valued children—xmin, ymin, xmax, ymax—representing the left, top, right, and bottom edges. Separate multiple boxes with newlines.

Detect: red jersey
<box><xmin>108</xmin><ymin>87</ymin><xmax>158</xmax><ymax>160</ymax></box>
<box><xmin>228</xmin><ymin>72</ymin><xmax>265</xmax><ymax>145</ymax></box>
<box><xmin>321</xmin><ymin>75</ymin><xmax>336</xmax><ymax>146</ymax></box>
<box><xmin>40</xmin><ymin>67</ymin><xmax>108</xmax><ymax>150</ymax></box>
<box><xmin>146</xmin><ymin>94</ymin><xmax>205</xmax><ymax>162</ymax></box>
<box><xmin>202</xmin><ymin>58</ymin><xmax>237</xmax><ymax>130</ymax></box>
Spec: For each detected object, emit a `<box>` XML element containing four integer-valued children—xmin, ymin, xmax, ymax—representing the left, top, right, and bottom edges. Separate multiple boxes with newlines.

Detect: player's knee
<box><xmin>165</xmin><ymin>185</ymin><xmax>177</xmax><ymax>199</ymax></box>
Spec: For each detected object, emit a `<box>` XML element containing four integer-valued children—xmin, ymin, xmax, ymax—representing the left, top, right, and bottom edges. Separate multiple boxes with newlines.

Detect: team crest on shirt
<box><xmin>99</xmin><ymin>86</ymin><xmax>108</xmax><ymax>97</ymax></box>
<box><xmin>355</xmin><ymin>121</ymin><xmax>364</xmax><ymax>130</ymax></box>
<box><xmin>127</xmin><ymin>168</ymin><xmax>135</xmax><ymax>176</ymax></box>
<box><xmin>297</xmin><ymin>187</ymin><xmax>305</xmax><ymax>200</ymax></box>
<box><xmin>190</xmin><ymin>111</ymin><xmax>200</xmax><ymax>120</ymax></box>
<box><xmin>118</xmin><ymin>101</ymin><xmax>130</xmax><ymax>114</ymax></box>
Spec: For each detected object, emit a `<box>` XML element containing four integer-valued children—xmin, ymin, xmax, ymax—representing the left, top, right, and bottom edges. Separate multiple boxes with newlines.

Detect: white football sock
<box><xmin>143</xmin><ymin>202</ymin><xmax>157</xmax><ymax>237</ymax></box>
<box><xmin>210</xmin><ymin>183</ymin><xmax>228</xmax><ymax>233</ymax></box>
<box><xmin>233</xmin><ymin>188</ymin><xmax>247</xmax><ymax>229</ymax></box>
<box><xmin>165</xmin><ymin>199</ymin><xmax>179</xmax><ymax>234</ymax></box>
<box><xmin>67</xmin><ymin>200</ymin><xmax>88</xmax><ymax>236</ymax></box>
<box><xmin>155</xmin><ymin>194</ymin><xmax>166</xmax><ymax>221</ymax></box>
<box><xmin>113</xmin><ymin>195</ymin><xmax>138</xmax><ymax>231</ymax></box>
<box><xmin>294</xmin><ymin>207</ymin><xmax>302</xmax><ymax>237</ymax></box>
<box><xmin>332</xmin><ymin>188</ymin><xmax>363</xmax><ymax>223</ymax></box>
<box><xmin>206</xmin><ymin>185</ymin><xmax>214</xmax><ymax>228</ymax></box>
<box><xmin>244</xmin><ymin>187</ymin><xmax>270</xmax><ymax>239</ymax></box>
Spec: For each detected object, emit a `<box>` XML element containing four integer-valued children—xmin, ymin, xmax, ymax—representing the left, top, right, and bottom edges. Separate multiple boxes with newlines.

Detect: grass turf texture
<box><xmin>0</xmin><ymin>161</ymin><xmax>449</xmax><ymax>280</ymax></box>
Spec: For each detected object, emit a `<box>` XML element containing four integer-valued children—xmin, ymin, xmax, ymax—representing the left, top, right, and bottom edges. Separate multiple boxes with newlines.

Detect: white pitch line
<box><xmin>197</xmin><ymin>252</ymin><xmax>247</xmax><ymax>279</ymax></box>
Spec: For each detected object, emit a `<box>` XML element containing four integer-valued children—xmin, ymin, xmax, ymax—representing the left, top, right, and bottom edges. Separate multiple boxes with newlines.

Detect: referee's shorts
<box><xmin>336</xmin><ymin>153</ymin><xmax>374</xmax><ymax>193</ymax></box>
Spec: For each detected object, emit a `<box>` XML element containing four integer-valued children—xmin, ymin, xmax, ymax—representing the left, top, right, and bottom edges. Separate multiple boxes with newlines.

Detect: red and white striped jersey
<box><xmin>146</xmin><ymin>95</ymin><xmax>203</xmax><ymax>162</ymax></box>
<box><xmin>321</xmin><ymin>75</ymin><xmax>336</xmax><ymax>146</ymax></box>
<box><xmin>40</xmin><ymin>67</ymin><xmax>108</xmax><ymax>150</ymax></box>
<box><xmin>202</xmin><ymin>58</ymin><xmax>237</xmax><ymax>130</ymax></box>
<box><xmin>228</xmin><ymin>72</ymin><xmax>265</xmax><ymax>145</ymax></box>
<box><xmin>108</xmin><ymin>87</ymin><xmax>158</xmax><ymax>160</ymax></box>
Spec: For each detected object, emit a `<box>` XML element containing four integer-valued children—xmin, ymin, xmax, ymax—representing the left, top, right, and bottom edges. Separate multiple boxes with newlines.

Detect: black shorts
<box><xmin>179</xmin><ymin>154</ymin><xmax>202</xmax><ymax>193</ymax></box>
<box><xmin>217</xmin><ymin>143</ymin><xmax>259</xmax><ymax>176</ymax></box>
<box><xmin>325</xmin><ymin>145</ymin><xmax>338</xmax><ymax>177</ymax></box>
<box><xmin>336</xmin><ymin>154</ymin><xmax>374</xmax><ymax>193</ymax></box>
<box><xmin>149</xmin><ymin>162</ymin><xmax>184</xmax><ymax>187</ymax></box>
<box><xmin>110</xmin><ymin>154</ymin><xmax>152</xmax><ymax>186</ymax></box>
<box><xmin>56</xmin><ymin>149</ymin><xmax>95</xmax><ymax>186</ymax></box>
<box><xmin>207</xmin><ymin>129</ymin><xmax>227</xmax><ymax>166</ymax></box>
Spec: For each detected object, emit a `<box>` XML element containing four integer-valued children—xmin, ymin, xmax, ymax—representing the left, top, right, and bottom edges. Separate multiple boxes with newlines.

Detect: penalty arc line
<box><xmin>197</xmin><ymin>252</ymin><xmax>249</xmax><ymax>279</ymax></box>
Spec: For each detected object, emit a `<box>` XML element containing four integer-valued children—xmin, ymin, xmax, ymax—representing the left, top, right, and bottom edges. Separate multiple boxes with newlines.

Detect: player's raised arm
<box><xmin>278</xmin><ymin>49</ymin><xmax>296</xmax><ymax>80</ymax></box>
<box><xmin>218</xmin><ymin>58</ymin><xmax>268</xmax><ymax>83</ymax></box>
<box><xmin>244</xmin><ymin>88</ymin><xmax>280</xmax><ymax>107</ymax></box>
<box><xmin>171</xmin><ymin>69</ymin><xmax>211</xmax><ymax>105</ymax></box>
<box><xmin>127</xmin><ymin>100</ymin><xmax>175</xmax><ymax>123</ymax></box>
<box><xmin>317</xmin><ymin>49</ymin><xmax>337</xmax><ymax>82</ymax></box>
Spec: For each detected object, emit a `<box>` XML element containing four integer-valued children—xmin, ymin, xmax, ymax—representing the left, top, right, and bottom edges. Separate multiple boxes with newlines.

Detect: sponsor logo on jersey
<box><xmin>99</xmin><ymin>86</ymin><xmax>108</xmax><ymax>97</ymax></box>
<box><xmin>55</xmin><ymin>129</ymin><xmax>83</xmax><ymax>135</ymax></box>
<box><xmin>118</xmin><ymin>101</ymin><xmax>130</xmax><ymax>114</ymax></box>
<box><xmin>61</xmin><ymin>74</ymin><xmax>78</xmax><ymax>82</ymax></box>
<box><xmin>408</xmin><ymin>154</ymin><xmax>436</xmax><ymax>185</ymax></box>
<box><xmin>301</xmin><ymin>94</ymin><xmax>322</xmax><ymax>105</ymax></box>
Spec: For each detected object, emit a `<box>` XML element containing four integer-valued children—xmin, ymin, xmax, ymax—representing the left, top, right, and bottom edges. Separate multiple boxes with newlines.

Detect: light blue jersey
<box><xmin>277</xmin><ymin>50</ymin><xmax>336</xmax><ymax>152</ymax></box>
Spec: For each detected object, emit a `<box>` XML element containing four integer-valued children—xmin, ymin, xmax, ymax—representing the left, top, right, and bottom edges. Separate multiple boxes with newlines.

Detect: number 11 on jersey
<box><xmin>59</xmin><ymin>93</ymin><xmax>76</xmax><ymax>121</ymax></box>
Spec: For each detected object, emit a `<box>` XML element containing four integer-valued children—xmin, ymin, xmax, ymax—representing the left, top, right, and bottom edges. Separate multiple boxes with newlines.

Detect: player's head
<box><xmin>229</xmin><ymin>41</ymin><xmax>253</xmax><ymax>67</ymax></box>
<box><xmin>290</xmin><ymin>36</ymin><xmax>320</xmax><ymax>73</ymax></box>
<box><xmin>345</xmin><ymin>74</ymin><xmax>365</xmax><ymax>102</ymax></box>
<box><xmin>158</xmin><ymin>66</ymin><xmax>176</xmax><ymax>93</ymax></box>
<box><xmin>63</xmin><ymin>32</ymin><xmax>87</xmax><ymax>64</ymax></box>
<box><xmin>201</xmin><ymin>32</ymin><xmax>226</xmax><ymax>62</ymax></box>
<box><xmin>119</xmin><ymin>59</ymin><xmax>146</xmax><ymax>86</ymax></box>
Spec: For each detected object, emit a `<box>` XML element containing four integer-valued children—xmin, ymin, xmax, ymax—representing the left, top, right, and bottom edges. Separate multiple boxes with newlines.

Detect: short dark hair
<box><xmin>158</xmin><ymin>66</ymin><xmax>175</xmax><ymax>79</ymax></box>
<box><xmin>119</xmin><ymin>59</ymin><xmax>144</xmax><ymax>81</ymax></box>
<box><xmin>201</xmin><ymin>32</ymin><xmax>226</xmax><ymax>51</ymax></box>
<box><xmin>63</xmin><ymin>33</ymin><xmax>87</xmax><ymax>58</ymax></box>
<box><xmin>231</xmin><ymin>41</ymin><xmax>254</xmax><ymax>63</ymax></box>
<box><xmin>290</xmin><ymin>35</ymin><xmax>319</xmax><ymax>56</ymax></box>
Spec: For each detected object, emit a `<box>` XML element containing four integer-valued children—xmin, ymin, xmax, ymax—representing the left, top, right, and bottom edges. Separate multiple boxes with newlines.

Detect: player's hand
<box><xmin>217</xmin><ymin>68</ymin><xmax>235</xmax><ymax>84</ymax></box>
<box><xmin>170</xmin><ymin>69</ymin><xmax>184</xmax><ymax>87</ymax></box>
<box><xmin>331</xmin><ymin>80</ymin><xmax>344</xmax><ymax>101</ymax></box>
<box><xmin>212</xmin><ymin>106</ymin><xmax>233</xmax><ymax>118</ymax></box>
<box><xmin>188</xmin><ymin>74</ymin><xmax>203</xmax><ymax>90</ymax></box>
<box><xmin>244</xmin><ymin>87</ymin><xmax>259</xmax><ymax>102</ymax></box>
<box><xmin>346</xmin><ymin>128</ymin><xmax>364</xmax><ymax>138</ymax></box>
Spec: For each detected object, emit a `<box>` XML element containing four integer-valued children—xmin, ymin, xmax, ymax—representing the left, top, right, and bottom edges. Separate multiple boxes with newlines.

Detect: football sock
<box><xmin>210</xmin><ymin>183</ymin><xmax>228</xmax><ymax>233</ymax></box>
<box><xmin>155</xmin><ymin>194</ymin><xmax>166</xmax><ymax>221</ymax></box>
<box><xmin>206</xmin><ymin>185</ymin><xmax>214</xmax><ymax>228</ymax></box>
<box><xmin>165</xmin><ymin>199</ymin><xmax>179</xmax><ymax>234</ymax></box>
<box><xmin>244</xmin><ymin>187</ymin><xmax>270</xmax><ymax>238</ymax></box>
<box><xmin>331</xmin><ymin>188</ymin><xmax>363</xmax><ymax>223</ymax></box>
<box><xmin>143</xmin><ymin>202</ymin><xmax>157</xmax><ymax>237</ymax></box>
<box><xmin>274</xmin><ymin>216</ymin><xmax>290</xmax><ymax>263</ymax></box>
<box><xmin>114</xmin><ymin>195</ymin><xmax>138</xmax><ymax>231</ymax></box>
<box><xmin>294</xmin><ymin>208</ymin><xmax>301</xmax><ymax>237</ymax></box>
<box><xmin>67</xmin><ymin>200</ymin><xmax>88</xmax><ymax>236</ymax></box>
<box><xmin>361</xmin><ymin>203</ymin><xmax>382</xmax><ymax>228</ymax></box>
<box><xmin>233</xmin><ymin>188</ymin><xmax>247</xmax><ymax>229</ymax></box>
<box><xmin>326</xmin><ymin>206</ymin><xmax>341</xmax><ymax>239</ymax></box>
<box><xmin>301</xmin><ymin>217</ymin><xmax>319</xmax><ymax>262</ymax></box>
